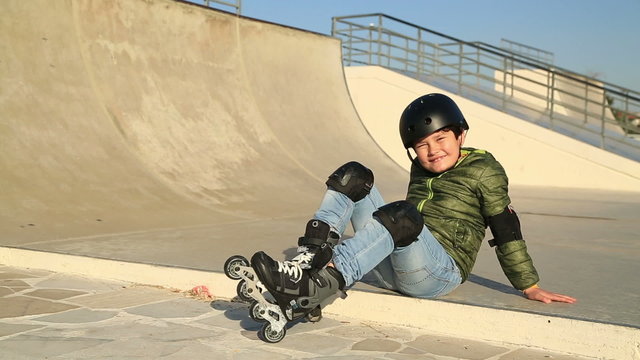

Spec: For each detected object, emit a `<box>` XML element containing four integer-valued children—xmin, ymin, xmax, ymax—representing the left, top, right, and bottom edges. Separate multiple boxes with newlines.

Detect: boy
<box><xmin>251</xmin><ymin>93</ymin><xmax>576</xmax><ymax>323</ymax></box>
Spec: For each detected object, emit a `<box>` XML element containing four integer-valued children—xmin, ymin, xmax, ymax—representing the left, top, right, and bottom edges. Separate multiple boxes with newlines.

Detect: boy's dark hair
<box><xmin>440</xmin><ymin>125</ymin><xmax>464</xmax><ymax>139</ymax></box>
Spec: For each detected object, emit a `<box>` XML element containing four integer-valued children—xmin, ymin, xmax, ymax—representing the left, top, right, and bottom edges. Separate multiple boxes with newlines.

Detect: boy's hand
<box><xmin>523</xmin><ymin>286</ymin><xmax>577</xmax><ymax>304</ymax></box>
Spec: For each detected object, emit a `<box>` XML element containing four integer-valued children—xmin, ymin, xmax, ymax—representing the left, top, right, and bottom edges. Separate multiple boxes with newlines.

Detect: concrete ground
<box><xmin>0</xmin><ymin>265</ymin><xmax>592</xmax><ymax>359</ymax></box>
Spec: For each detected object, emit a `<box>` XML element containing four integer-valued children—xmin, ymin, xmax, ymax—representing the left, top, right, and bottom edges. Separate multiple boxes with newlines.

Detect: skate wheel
<box><xmin>260</xmin><ymin>323</ymin><xmax>286</xmax><ymax>343</ymax></box>
<box><xmin>224</xmin><ymin>255</ymin><xmax>249</xmax><ymax>280</ymax></box>
<box><xmin>249</xmin><ymin>301</ymin><xmax>266</xmax><ymax>322</ymax></box>
<box><xmin>236</xmin><ymin>280</ymin><xmax>253</xmax><ymax>303</ymax></box>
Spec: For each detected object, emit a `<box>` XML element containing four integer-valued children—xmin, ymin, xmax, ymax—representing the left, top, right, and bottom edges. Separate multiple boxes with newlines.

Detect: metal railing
<box><xmin>500</xmin><ymin>38</ymin><xmax>554</xmax><ymax>65</ymax></box>
<box><xmin>332</xmin><ymin>14</ymin><xmax>640</xmax><ymax>161</ymax></box>
<box><xmin>181</xmin><ymin>0</ymin><xmax>241</xmax><ymax>15</ymax></box>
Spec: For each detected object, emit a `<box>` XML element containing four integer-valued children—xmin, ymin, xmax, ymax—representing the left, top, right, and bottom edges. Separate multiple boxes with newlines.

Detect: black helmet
<box><xmin>399</xmin><ymin>93</ymin><xmax>469</xmax><ymax>148</ymax></box>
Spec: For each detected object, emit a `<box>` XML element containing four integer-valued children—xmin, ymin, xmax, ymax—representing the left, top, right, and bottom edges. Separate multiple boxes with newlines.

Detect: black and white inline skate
<box><xmin>223</xmin><ymin>220</ymin><xmax>344</xmax><ymax>343</ymax></box>
<box><xmin>223</xmin><ymin>253</ymin><xmax>287</xmax><ymax>342</ymax></box>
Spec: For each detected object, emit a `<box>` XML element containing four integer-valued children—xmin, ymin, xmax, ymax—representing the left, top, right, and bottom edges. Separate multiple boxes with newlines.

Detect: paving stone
<box><xmin>351</xmin><ymin>338</ymin><xmax>402</xmax><ymax>352</ymax></box>
<box><xmin>387</xmin><ymin>353</ymin><xmax>438</xmax><ymax>360</ymax></box>
<box><xmin>282</xmin><ymin>316</ymin><xmax>343</xmax><ymax>337</ymax></box>
<box><xmin>0</xmin><ymin>296</ymin><xmax>79</xmax><ymax>318</ymax></box>
<box><xmin>24</xmin><ymin>289</ymin><xmax>87</xmax><ymax>300</ymax></box>
<box><xmin>0</xmin><ymin>279</ymin><xmax>32</xmax><ymax>291</ymax></box>
<box><xmin>3</xmin><ymin>268</ymin><xmax>54</xmax><ymax>278</ymax></box>
<box><xmin>59</xmin><ymin>339</ymin><xmax>219</xmax><ymax>360</ymax></box>
<box><xmin>142</xmin><ymin>342</ymin><xmax>232</xmax><ymax>360</ymax></box>
<box><xmin>224</xmin><ymin>348</ymin><xmax>294</xmax><ymax>360</ymax></box>
<box><xmin>406</xmin><ymin>334</ymin><xmax>510</xmax><ymax>360</ymax></box>
<box><xmin>312</xmin><ymin>356</ymin><xmax>382</xmax><ymax>360</ymax></box>
<box><xmin>125</xmin><ymin>297</ymin><xmax>213</xmax><ymax>319</ymax></box>
<box><xmin>55</xmin><ymin>337</ymin><xmax>208</xmax><ymax>359</ymax></box>
<box><xmin>327</xmin><ymin>322</ymin><xmax>414</xmax><ymax>341</ymax></box>
<box><xmin>0</xmin><ymin>323</ymin><xmax>45</xmax><ymax>337</ymax></box>
<box><xmin>196</xmin><ymin>304</ymin><xmax>263</xmax><ymax>331</ymax></box>
<box><xmin>396</xmin><ymin>346</ymin><xmax>433</xmax><ymax>356</ymax></box>
<box><xmin>211</xmin><ymin>299</ymin><xmax>248</xmax><ymax>313</ymax></box>
<box><xmin>0</xmin><ymin>333</ymin><xmax>111</xmax><ymax>358</ymax></box>
<box><xmin>0</xmin><ymin>272</ymin><xmax>38</xmax><ymax>280</ymax></box>
<box><xmin>499</xmin><ymin>348</ymin><xmax>585</xmax><ymax>359</ymax></box>
<box><xmin>76</xmin><ymin>319</ymin><xmax>223</xmax><ymax>342</ymax></box>
<box><xmin>239</xmin><ymin>328</ymin><xmax>262</xmax><ymax>341</ymax></box>
<box><xmin>67</xmin><ymin>286</ymin><xmax>180</xmax><ymax>309</ymax></box>
<box><xmin>0</xmin><ymin>286</ymin><xmax>15</xmax><ymax>297</ymax></box>
<box><xmin>269</xmin><ymin>332</ymin><xmax>356</xmax><ymax>355</ymax></box>
<box><xmin>34</xmin><ymin>274</ymin><xmax>128</xmax><ymax>292</ymax></box>
<box><xmin>34</xmin><ymin>308</ymin><xmax>118</xmax><ymax>324</ymax></box>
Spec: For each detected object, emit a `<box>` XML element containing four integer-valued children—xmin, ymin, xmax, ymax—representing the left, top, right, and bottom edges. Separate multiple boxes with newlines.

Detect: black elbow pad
<box><xmin>487</xmin><ymin>205</ymin><xmax>523</xmax><ymax>247</ymax></box>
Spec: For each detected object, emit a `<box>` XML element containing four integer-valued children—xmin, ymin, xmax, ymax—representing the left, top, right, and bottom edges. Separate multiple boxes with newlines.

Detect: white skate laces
<box><xmin>291</xmin><ymin>246</ymin><xmax>315</xmax><ymax>269</ymax></box>
<box><xmin>274</xmin><ymin>245</ymin><xmax>320</xmax><ymax>282</ymax></box>
<box><xmin>276</xmin><ymin>261</ymin><xmax>304</xmax><ymax>284</ymax></box>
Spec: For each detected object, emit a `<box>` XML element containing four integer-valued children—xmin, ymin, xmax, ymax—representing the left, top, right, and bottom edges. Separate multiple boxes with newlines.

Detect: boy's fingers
<box><xmin>546</xmin><ymin>293</ymin><xmax>577</xmax><ymax>304</ymax></box>
<box><xmin>526</xmin><ymin>288</ymin><xmax>577</xmax><ymax>304</ymax></box>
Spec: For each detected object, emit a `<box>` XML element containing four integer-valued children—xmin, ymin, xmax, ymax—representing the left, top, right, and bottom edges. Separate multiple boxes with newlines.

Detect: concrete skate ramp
<box><xmin>0</xmin><ymin>0</ymin><xmax>406</xmax><ymax>267</ymax></box>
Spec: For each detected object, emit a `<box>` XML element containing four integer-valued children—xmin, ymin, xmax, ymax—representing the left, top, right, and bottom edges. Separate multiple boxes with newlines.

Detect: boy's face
<box><xmin>413</xmin><ymin>128</ymin><xmax>466</xmax><ymax>174</ymax></box>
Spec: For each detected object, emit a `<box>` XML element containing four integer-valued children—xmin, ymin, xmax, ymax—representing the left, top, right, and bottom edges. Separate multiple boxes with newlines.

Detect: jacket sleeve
<box><xmin>478</xmin><ymin>156</ymin><xmax>540</xmax><ymax>290</ymax></box>
<box><xmin>494</xmin><ymin>240</ymin><xmax>540</xmax><ymax>290</ymax></box>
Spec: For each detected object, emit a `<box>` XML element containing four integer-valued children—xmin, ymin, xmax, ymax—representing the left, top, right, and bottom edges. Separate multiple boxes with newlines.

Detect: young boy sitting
<box><xmin>250</xmin><ymin>93</ymin><xmax>576</xmax><ymax>322</ymax></box>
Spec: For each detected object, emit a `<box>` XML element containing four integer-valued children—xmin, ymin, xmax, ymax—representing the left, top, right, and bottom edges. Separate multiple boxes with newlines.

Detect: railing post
<box><xmin>377</xmin><ymin>15</ymin><xmax>383</xmax><ymax>67</ymax></box>
<box><xmin>435</xmin><ymin>45</ymin><xmax>440</xmax><ymax>76</ymax></box>
<box><xmin>347</xmin><ymin>23</ymin><xmax>353</xmax><ymax>66</ymax></box>
<box><xmin>624</xmin><ymin>92</ymin><xmax>631</xmax><ymax>134</ymax></box>
<box><xmin>549</xmin><ymin>72</ymin><xmax>556</xmax><ymax>127</ymax></box>
<box><xmin>476</xmin><ymin>47</ymin><xmax>480</xmax><ymax>88</ymax></box>
<box><xmin>417</xmin><ymin>30</ymin><xmax>423</xmax><ymax>77</ymax></box>
<box><xmin>546</xmin><ymin>70</ymin><xmax>552</xmax><ymax>111</ymax></box>
<box><xmin>600</xmin><ymin>92</ymin><xmax>607</xmax><ymax>149</ymax></box>
<box><xmin>367</xmin><ymin>24</ymin><xmax>373</xmax><ymax>65</ymax></box>
<box><xmin>584</xmin><ymin>82</ymin><xmax>589</xmax><ymax>124</ymax></box>
<box><xmin>501</xmin><ymin>57</ymin><xmax>508</xmax><ymax>110</ymax></box>
<box><xmin>331</xmin><ymin>17</ymin><xmax>336</xmax><ymax>37</ymax></box>
<box><xmin>457</xmin><ymin>43</ymin><xmax>463</xmax><ymax>94</ymax></box>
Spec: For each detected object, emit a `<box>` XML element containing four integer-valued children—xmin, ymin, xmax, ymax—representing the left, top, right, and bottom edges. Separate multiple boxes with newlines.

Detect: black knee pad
<box><xmin>325</xmin><ymin>161</ymin><xmax>374</xmax><ymax>202</ymax></box>
<box><xmin>373</xmin><ymin>201</ymin><xmax>424</xmax><ymax>247</ymax></box>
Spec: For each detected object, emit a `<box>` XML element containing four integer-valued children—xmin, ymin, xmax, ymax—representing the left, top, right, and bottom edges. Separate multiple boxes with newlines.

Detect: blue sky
<box><xmin>242</xmin><ymin>0</ymin><xmax>639</xmax><ymax>92</ymax></box>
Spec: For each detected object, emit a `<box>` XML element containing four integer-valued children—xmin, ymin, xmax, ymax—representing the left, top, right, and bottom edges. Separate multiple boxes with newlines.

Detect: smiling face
<box><xmin>413</xmin><ymin>127</ymin><xmax>466</xmax><ymax>173</ymax></box>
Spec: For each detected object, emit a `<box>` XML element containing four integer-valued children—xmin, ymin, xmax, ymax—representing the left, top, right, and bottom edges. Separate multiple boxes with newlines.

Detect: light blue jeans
<box><xmin>314</xmin><ymin>185</ymin><xmax>462</xmax><ymax>299</ymax></box>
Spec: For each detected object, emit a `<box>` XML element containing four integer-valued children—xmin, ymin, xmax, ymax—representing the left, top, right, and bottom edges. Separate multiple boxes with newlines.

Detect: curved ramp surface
<box><xmin>0</xmin><ymin>0</ymin><xmax>406</xmax><ymax>268</ymax></box>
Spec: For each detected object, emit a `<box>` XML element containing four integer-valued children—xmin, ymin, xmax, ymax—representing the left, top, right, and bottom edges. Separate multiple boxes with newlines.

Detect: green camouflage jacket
<box><xmin>406</xmin><ymin>148</ymin><xmax>539</xmax><ymax>290</ymax></box>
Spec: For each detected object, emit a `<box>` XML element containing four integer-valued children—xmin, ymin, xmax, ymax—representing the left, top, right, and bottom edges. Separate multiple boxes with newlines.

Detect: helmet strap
<box><xmin>405</xmin><ymin>148</ymin><xmax>421</xmax><ymax>168</ymax></box>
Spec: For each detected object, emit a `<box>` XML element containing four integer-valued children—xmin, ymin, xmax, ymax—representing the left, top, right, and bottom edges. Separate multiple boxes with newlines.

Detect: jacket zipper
<box><xmin>417</xmin><ymin>177</ymin><xmax>435</xmax><ymax>212</ymax></box>
<box><xmin>416</xmin><ymin>149</ymin><xmax>475</xmax><ymax>213</ymax></box>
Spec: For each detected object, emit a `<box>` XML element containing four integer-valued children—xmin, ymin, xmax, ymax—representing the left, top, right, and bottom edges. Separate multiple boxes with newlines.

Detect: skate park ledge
<box><xmin>2</xmin><ymin>246</ymin><xmax>638</xmax><ymax>360</ymax></box>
